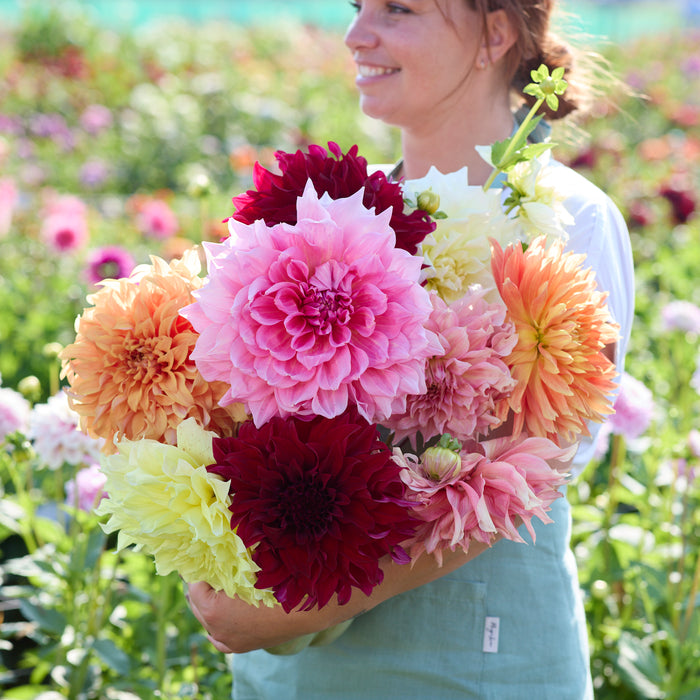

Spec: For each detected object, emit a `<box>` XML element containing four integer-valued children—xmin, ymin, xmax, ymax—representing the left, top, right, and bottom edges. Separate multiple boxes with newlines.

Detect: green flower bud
<box><xmin>18</xmin><ymin>375</ymin><xmax>42</xmax><ymax>402</ymax></box>
<box><xmin>416</xmin><ymin>189</ymin><xmax>440</xmax><ymax>215</ymax></box>
<box><xmin>590</xmin><ymin>579</ymin><xmax>609</xmax><ymax>600</ymax></box>
<box><xmin>186</xmin><ymin>171</ymin><xmax>213</xmax><ymax>198</ymax></box>
<box><xmin>421</xmin><ymin>435</ymin><xmax>463</xmax><ymax>480</ymax></box>
<box><xmin>42</xmin><ymin>342</ymin><xmax>63</xmax><ymax>359</ymax></box>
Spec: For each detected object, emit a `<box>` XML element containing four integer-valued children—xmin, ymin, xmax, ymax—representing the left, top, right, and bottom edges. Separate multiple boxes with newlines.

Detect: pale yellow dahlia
<box><xmin>404</xmin><ymin>166</ymin><xmax>519</xmax><ymax>303</ymax></box>
<box><xmin>60</xmin><ymin>249</ymin><xmax>246</xmax><ymax>453</ymax></box>
<box><xmin>505</xmin><ymin>158</ymin><xmax>574</xmax><ymax>240</ymax></box>
<box><xmin>95</xmin><ymin>419</ymin><xmax>276</xmax><ymax>606</ymax></box>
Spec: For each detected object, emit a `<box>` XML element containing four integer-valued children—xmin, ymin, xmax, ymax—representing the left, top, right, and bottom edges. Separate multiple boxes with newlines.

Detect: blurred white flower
<box><xmin>0</xmin><ymin>377</ymin><xmax>31</xmax><ymax>441</ymax></box>
<box><xmin>28</xmin><ymin>391</ymin><xmax>103</xmax><ymax>469</ymax></box>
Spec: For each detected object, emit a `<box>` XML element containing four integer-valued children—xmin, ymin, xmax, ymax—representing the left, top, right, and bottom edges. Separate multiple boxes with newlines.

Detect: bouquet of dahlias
<box><xmin>60</xmin><ymin>67</ymin><xmax>620</xmax><ymax>641</ymax></box>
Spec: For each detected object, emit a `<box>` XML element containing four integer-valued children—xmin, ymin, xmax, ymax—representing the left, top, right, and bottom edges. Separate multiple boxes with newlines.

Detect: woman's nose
<box><xmin>344</xmin><ymin>10</ymin><xmax>380</xmax><ymax>52</ymax></box>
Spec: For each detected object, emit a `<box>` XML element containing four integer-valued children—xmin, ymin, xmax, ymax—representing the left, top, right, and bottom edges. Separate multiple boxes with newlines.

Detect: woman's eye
<box><xmin>387</xmin><ymin>3</ymin><xmax>411</xmax><ymax>13</ymax></box>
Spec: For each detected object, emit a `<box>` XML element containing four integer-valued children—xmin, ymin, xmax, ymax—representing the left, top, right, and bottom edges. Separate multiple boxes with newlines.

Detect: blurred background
<box><xmin>0</xmin><ymin>0</ymin><xmax>699</xmax><ymax>37</ymax></box>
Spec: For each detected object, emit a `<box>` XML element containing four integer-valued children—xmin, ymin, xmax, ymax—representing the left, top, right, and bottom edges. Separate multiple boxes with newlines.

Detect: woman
<box><xmin>187</xmin><ymin>1</ymin><xmax>635</xmax><ymax>697</ymax></box>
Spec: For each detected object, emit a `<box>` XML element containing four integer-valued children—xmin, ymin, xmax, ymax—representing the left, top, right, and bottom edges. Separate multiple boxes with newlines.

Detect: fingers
<box><xmin>184</xmin><ymin>581</ymin><xmax>230</xmax><ymax>650</ymax></box>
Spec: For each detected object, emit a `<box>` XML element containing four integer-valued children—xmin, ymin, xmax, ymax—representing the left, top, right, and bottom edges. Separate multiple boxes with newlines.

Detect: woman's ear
<box><xmin>480</xmin><ymin>9</ymin><xmax>517</xmax><ymax>66</ymax></box>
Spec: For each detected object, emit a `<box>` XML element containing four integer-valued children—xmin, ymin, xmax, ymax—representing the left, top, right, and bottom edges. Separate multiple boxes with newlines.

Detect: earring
<box><xmin>478</xmin><ymin>57</ymin><xmax>488</xmax><ymax>69</ymax></box>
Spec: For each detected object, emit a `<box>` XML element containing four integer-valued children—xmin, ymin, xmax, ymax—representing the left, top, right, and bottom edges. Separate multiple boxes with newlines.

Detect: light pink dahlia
<box><xmin>396</xmin><ymin>435</ymin><xmax>572</xmax><ymax>564</ymax></box>
<box><xmin>384</xmin><ymin>290</ymin><xmax>517</xmax><ymax>445</ymax></box>
<box><xmin>182</xmin><ymin>183</ymin><xmax>440</xmax><ymax>426</ymax></box>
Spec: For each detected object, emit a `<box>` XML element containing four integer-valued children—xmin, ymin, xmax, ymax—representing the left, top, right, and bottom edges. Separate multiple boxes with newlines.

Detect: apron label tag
<box><xmin>483</xmin><ymin>616</ymin><xmax>500</xmax><ymax>653</ymax></box>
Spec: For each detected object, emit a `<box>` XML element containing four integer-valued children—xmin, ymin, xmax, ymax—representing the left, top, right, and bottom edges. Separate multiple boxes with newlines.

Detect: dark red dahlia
<box><xmin>228</xmin><ymin>141</ymin><xmax>435</xmax><ymax>255</ymax></box>
<box><xmin>659</xmin><ymin>178</ymin><xmax>696</xmax><ymax>225</ymax></box>
<box><xmin>207</xmin><ymin>409</ymin><xmax>416</xmax><ymax>613</ymax></box>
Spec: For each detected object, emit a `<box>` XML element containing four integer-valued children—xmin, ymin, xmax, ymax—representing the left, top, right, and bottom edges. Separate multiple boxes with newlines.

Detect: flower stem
<box><xmin>482</xmin><ymin>96</ymin><xmax>545</xmax><ymax>192</ymax></box>
<box><xmin>680</xmin><ymin>550</ymin><xmax>700</xmax><ymax>642</ymax></box>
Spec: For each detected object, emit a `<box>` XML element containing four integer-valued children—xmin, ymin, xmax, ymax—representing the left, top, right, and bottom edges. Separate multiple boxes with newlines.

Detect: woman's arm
<box><xmin>187</xmin><ymin>539</ymin><xmax>490</xmax><ymax>654</ymax></box>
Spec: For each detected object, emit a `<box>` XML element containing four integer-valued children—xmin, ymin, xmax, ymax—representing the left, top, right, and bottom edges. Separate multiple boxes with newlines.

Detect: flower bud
<box><xmin>42</xmin><ymin>341</ymin><xmax>63</xmax><ymax>359</ymax></box>
<box><xmin>590</xmin><ymin>579</ymin><xmax>609</xmax><ymax>600</ymax></box>
<box><xmin>18</xmin><ymin>375</ymin><xmax>42</xmax><ymax>402</ymax></box>
<box><xmin>416</xmin><ymin>189</ymin><xmax>440</xmax><ymax>215</ymax></box>
<box><xmin>186</xmin><ymin>171</ymin><xmax>213</xmax><ymax>199</ymax></box>
<box><xmin>421</xmin><ymin>435</ymin><xmax>463</xmax><ymax>480</ymax></box>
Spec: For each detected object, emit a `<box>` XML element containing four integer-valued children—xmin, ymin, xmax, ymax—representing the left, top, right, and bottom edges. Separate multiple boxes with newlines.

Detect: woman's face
<box><xmin>344</xmin><ymin>0</ymin><xmax>483</xmax><ymax>130</ymax></box>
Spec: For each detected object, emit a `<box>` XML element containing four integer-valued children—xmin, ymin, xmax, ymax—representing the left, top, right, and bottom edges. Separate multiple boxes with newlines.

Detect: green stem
<box><xmin>680</xmin><ymin>551</ymin><xmax>700</xmax><ymax>642</ymax></box>
<box><xmin>482</xmin><ymin>96</ymin><xmax>545</xmax><ymax>192</ymax></box>
<box><xmin>603</xmin><ymin>434</ymin><xmax>625</xmax><ymax>578</ymax></box>
<box><xmin>155</xmin><ymin>572</ymin><xmax>174</xmax><ymax>690</ymax></box>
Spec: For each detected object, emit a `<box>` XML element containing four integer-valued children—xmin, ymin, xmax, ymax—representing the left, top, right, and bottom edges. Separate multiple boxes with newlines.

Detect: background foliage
<box><xmin>1</xmin><ymin>3</ymin><xmax>699</xmax><ymax>698</ymax></box>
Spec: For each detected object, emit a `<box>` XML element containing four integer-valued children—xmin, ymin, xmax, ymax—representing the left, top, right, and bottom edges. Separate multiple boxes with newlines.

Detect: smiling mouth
<box><xmin>357</xmin><ymin>65</ymin><xmax>400</xmax><ymax>78</ymax></box>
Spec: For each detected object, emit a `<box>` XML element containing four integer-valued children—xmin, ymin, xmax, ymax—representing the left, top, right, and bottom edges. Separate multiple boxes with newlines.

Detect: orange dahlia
<box><xmin>60</xmin><ymin>249</ymin><xmax>246</xmax><ymax>452</ymax></box>
<box><xmin>490</xmin><ymin>236</ymin><xmax>619</xmax><ymax>443</ymax></box>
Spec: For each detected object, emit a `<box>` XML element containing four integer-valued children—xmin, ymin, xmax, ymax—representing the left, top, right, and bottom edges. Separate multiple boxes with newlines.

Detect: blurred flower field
<box><xmin>1</xmin><ymin>3</ymin><xmax>700</xmax><ymax>698</ymax></box>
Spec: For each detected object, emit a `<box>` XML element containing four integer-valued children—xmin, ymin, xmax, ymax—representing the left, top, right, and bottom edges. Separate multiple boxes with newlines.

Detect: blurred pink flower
<box><xmin>40</xmin><ymin>194</ymin><xmax>89</xmax><ymax>253</ymax></box>
<box><xmin>79</xmin><ymin>104</ymin><xmax>113</xmax><ymax>135</ymax></box>
<box><xmin>608</xmin><ymin>372</ymin><xmax>654</xmax><ymax>440</ymax></box>
<box><xmin>0</xmin><ymin>382</ymin><xmax>31</xmax><ymax>441</ymax></box>
<box><xmin>0</xmin><ymin>177</ymin><xmax>18</xmax><ymax>238</ymax></box>
<box><xmin>182</xmin><ymin>183</ymin><xmax>440</xmax><ymax>426</ymax></box>
<box><xmin>85</xmin><ymin>246</ymin><xmax>136</xmax><ymax>285</ymax></box>
<box><xmin>136</xmin><ymin>199</ymin><xmax>179</xmax><ymax>239</ymax></box>
<box><xmin>661</xmin><ymin>300</ymin><xmax>700</xmax><ymax>334</ymax></box>
<box><xmin>43</xmin><ymin>193</ymin><xmax>87</xmax><ymax>218</ymax></box>
<box><xmin>65</xmin><ymin>463</ymin><xmax>107</xmax><ymax>512</ymax></box>
<box><xmin>396</xmin><ymin>435</ymin><xmax>571</xmax><ymax>564</ymax></box>
<box><xmin>688</xmin><ymin>429</ymin><xmax>700</xmax><ymax>459</ymax></box>
<box><xmin>384</xmin><ymin>290</ymin><xmax>516</xmax><ymax>445</ymax></box>
<box><xmin>41</xmin><ymin>212</ymin><xmax>89</xmax><ymax>253</ymax></box>
<box><xmin>28</xmin><ymin>392</ymin><xmax>103</xmax><ymax>469</ymax></box>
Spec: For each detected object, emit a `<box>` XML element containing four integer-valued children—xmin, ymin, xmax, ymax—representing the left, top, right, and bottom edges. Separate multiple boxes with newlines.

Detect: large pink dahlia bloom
<box><xmin>182</xmin><ymin>183</ymin><xmax>440</xmax><ymax>426</ymax></box>
<box><xmin>384</xmin><ymin>290</ymin><xmax>517</xmax><ymax>445</ymax></box>
<box><xmin>396</xmin><ymin>435</ymin><xmax>573</xmax><ymax>564</ymax></box>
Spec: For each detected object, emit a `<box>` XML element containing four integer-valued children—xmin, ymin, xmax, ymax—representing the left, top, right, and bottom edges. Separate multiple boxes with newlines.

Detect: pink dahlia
<box><xmin>384</xmin><ymin>290</ymin><xmax>517</xmax><ymax>445</ymax></box>
<box><xmin>85</xmin><ymin>245</ymin><xmax>136</xmax><ymax>285</ymax></box>
<box><xmin>607</xmin><ymin>371</ymin><xmax>654</xmax><ymax>440</ymax></box>
<box><xmin>0</xmin><ymin>384</ymin><xmax>31</xmax><ymax>441</ymax></box>
<box><xmin>41</xmin><ymin>212</ymin><xmax>89</xmax><ymax>253</ymax></box>
<box><xmin>136</xmin><ymin>199</ymin><xmax>179</xmax><ymax>239</ymax></box>
<box><xmin>207</xmin><ymin>410</ymin><xmax>416</xmax><ymax>612</ymax></box>
<box><xmin>182</xmin><ymin>183</ymin><xmax>440</xmax><ymax>426</ymax></box>
<box><xmin>229</xmin><ymin>141</ymin><xmax>435</xmax><ymax>255</ymax></box>
<box><xmin>65</xmin><ymin>462</ymin><xmax>107</xmax><ymax>512</ymax></box>
<box><xmin>396</xmin><ymin>435</ymin><xmax>572</xmax><ymax>564</ymax></box>
<box><xmin>0</xmin><ymin>177</ymin><xmax>18</xmax><ymax>238</ymax></box>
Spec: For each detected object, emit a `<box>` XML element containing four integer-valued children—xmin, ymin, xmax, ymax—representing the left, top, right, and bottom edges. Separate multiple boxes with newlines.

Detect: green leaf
<box><xmin>0</xmin><ymin>498</ymin><xmax>26</xmax><ymax>534</ymax></box>
<box><xmin>546</xmin><ymin>94</ymin><xmax>559</xmax><ymax>111</ymax></box>
<box><xmin>520</xmin><ymin>142</ymin><xmax>555</xmax><ymax>160</ymax></box>
<box><xmin>0</xmin><ymin>687</ymin><xmax>61</xmax><ymax>699</ymax></box>
<box><xmin>614</xmin><ymin>632</ymin><xmax>665</xmax><ymax>699</ymax></box>
<box><xmin>92</xmin><ymin>638</ymin><xmax>133</xmax><ymax>675</ymax></box>
<box><xmin>18</xmin><ymin>599</ymin><xmax>67</xmax><ymax>635</ymax></box>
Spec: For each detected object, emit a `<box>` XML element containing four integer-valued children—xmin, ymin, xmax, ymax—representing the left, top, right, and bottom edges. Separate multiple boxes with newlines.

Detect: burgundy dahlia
<box><xmin>229</xmin><ymin>141</ymin><xmax>435</xmax><ymax>254</ymax></box>
<box><xmin>207</xmin><ymin>409</ymin><xmax>416</xmax><ymax>612</ymax></box>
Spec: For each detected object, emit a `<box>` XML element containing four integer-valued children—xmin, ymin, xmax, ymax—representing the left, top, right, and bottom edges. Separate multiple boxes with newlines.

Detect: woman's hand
<box><xmin>186</xmin><ymin>541</ymin><xmax>488</xmax><ymax>654</ymax></box>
